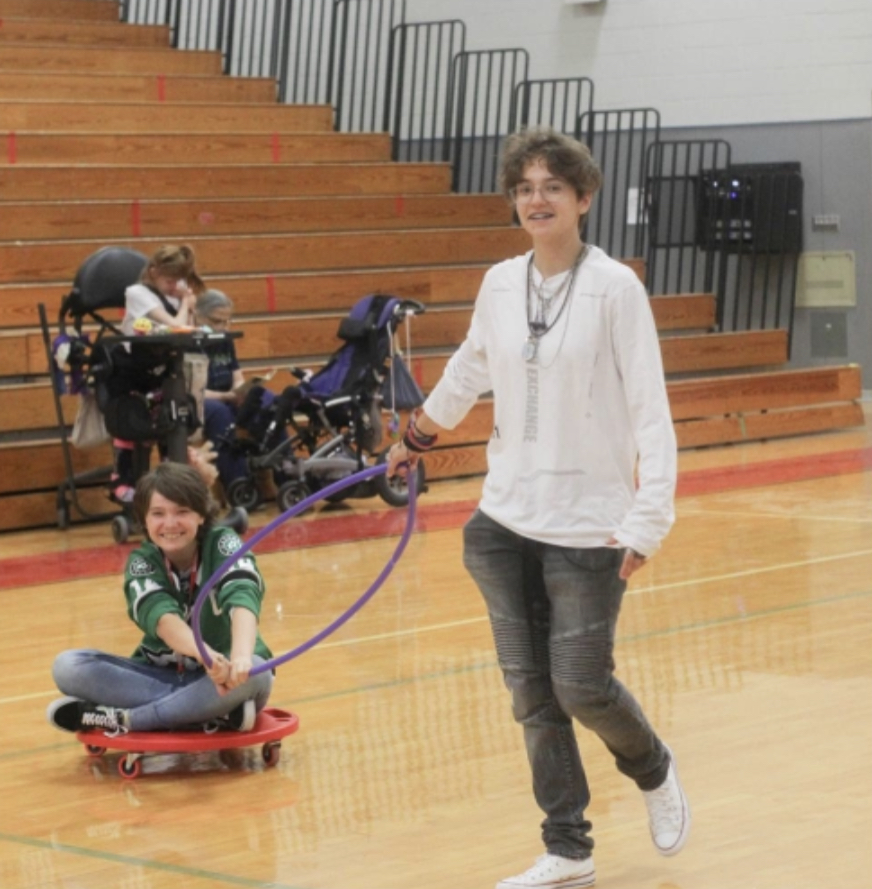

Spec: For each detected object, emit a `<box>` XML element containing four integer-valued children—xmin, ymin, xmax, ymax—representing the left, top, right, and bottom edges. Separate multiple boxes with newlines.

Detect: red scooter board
<box><xmin>75</xmin><ymin>707</ymin><xmax>299</xmax><ymax>779</ymax></box>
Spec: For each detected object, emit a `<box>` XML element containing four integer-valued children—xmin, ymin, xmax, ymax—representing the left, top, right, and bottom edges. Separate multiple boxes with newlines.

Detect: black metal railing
<box><xmin>119</xmin><ymin>0</ymin><xmax>802</xmax><ymax>347</ymax></box>
<box><xmin>579</xmin><ymin>107</ymin><xmax>659</xmax><ymax>261</ymax></box>
<box><xmin>121</xmin><ymin>0</ymin><xmax>405</xmax><ymax>127</ymax></box>
<box><xmin>510</xmin><ymin>77</ymin><xmax>594</xmax><ymax>136</ymax></box>
<box><xmin>328</xmin><ymin>0</ymin><xmax>405</xmax><ymax>132</ymax></box>
<box><xmin>122</xmin><ymin>0</ymin><xmax>218</xmax><ymax>50</ymax></box>
<box><xmin>387</xmin><ymin>19</ymin><xmax>466</xmax><ymax>162</ymax></box>
<box><xmin>701</xmin><ymin>165</ymin><xmax>803</xmax><ymax>346</ymax></box>
<box><xmin>642</xmin><ymin>139</ymin><xmax>732</xmax><ymax>298</ymax></box>
<box><xmin>444</xmin><ymin>48</ymin><xmax>530</xmax><ymax>193</ymax></box>
<box><xmin>643</xmin><ymin>142</ymin><xmax>802</xmax><ymax>344</ymax></box>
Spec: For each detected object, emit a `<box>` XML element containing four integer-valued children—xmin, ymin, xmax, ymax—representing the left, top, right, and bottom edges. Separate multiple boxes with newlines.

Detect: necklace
<box><xmin>523</xmin><ymin>245</ymin><xmax>588</xmax><ymax>364</ymax></box>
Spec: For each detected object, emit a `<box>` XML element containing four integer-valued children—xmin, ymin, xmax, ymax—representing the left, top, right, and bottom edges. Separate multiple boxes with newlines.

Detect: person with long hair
<box><xmin>120</xmin><ymin>243</ymin><xmax>205</xmax><ymax>336</ymax></box>
<box><xmin>112</xmin><ymin>244</ymin><xmax>208</xmax><ymax>503</ymax></box>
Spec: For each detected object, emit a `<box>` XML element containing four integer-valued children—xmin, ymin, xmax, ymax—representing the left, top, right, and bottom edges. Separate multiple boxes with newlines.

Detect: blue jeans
<box><xmin>52</xmin><ymin>649</ymin><xmax>273</xmax><ymax>732</ymax></box>
<box><xmin>462</xmin><ymin>509</ymin><xmax>668</xmax><ymax>858</ymax></box>
<box><xmin>203</xmin><ymin>398</ymin><xmax>249</xmax><ymax>487</ymax></box>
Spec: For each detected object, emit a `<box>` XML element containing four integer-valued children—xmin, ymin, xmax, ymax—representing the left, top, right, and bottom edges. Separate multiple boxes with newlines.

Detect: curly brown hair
<box><xmin>498</xmin><ymin>125</ymin><xmax>603</xmax><ymax>202</ymax></box>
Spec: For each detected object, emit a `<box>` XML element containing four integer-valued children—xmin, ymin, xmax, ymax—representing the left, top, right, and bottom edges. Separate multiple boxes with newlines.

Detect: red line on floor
<box><xmin>3</xmin><ymin>446</ymin><xmax>869</xmax><ymax>591</ymax></box>
<box><xmin>676</xmin><ymin>446</ymin><xmax>872</xmax><ymax>497</ymax></box>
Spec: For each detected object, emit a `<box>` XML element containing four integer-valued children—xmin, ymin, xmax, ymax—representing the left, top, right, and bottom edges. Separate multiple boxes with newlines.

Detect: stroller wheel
<box><xmin>374</xmin><ymin>448</ymin><xmax>426</xmax><ymax>507</ymax></box>
<box><xmin>277</xmin><ymin>480</ymin><xmax>312</xmax><ymax>514</ymax></box>
<box><xmin>226</xmin><ymin>477</ymin><xmax>263</xmax><ymax>511</ymax></box>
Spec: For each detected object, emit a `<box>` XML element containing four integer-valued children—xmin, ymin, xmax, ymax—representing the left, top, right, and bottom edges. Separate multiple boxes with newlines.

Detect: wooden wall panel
<box><xmin>0</xmin><ymin>0</ymin><xmax>118</xmax><ymax>19</ymax></box>
<box><xmin>0</xmin><ymin>194</ymin><xmax>510</xmax><ymax>242</ymax></box>
<box><xmin>0</xmin><ymin>228</ymin><xmax>530</xmax><ymax>284</ymax></box>
<box><xmin>0</xmin><ymin>18</ymin><xmax>169</xmax><ymax>47</ymax></box>
<box><xmin>0</xmin><ymin>162</ymin><xmax>452</xmax><ymax>201</ymax></box>
<box><xmin>0</xmin><ymin>44</ymin><xmax>223</xmax><ymax>75</ymax></box>
<box><xmin>0</xmin><ymin>71</ymin><xmax>277</xmax><ymax>104</ymax></box>
<box><xmin>2</xmin><ymin>133</ymin><xmax>392</xmax><ymax>167</ymax></box>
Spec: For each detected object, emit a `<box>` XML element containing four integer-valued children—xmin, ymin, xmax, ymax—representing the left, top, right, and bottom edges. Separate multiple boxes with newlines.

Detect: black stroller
<box><xmin>224</xmin><ymin>293</ymin><xmax>428</xmax><ymax>513</ymax></box>
<box><xmin>40</xmin><ymin>246</ymin><xmax>248</xmax><ymax>543</ymax></box>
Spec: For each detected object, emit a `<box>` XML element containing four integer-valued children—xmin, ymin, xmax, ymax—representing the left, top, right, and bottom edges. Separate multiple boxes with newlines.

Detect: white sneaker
<box><xmin>496</xmin><ymin>854</ymin><xmax>595</xmax><ymax>889</ymax></box>
<box><xmin>642</xmin><ymin>745</ymin><xmax>691</xmax><ymax>856</ymax></box>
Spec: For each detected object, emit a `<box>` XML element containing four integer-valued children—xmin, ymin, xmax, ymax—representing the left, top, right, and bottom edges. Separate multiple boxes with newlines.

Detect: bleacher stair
<box><xmin>0</xmin><ymin>0</ymin><xmax>863</xmax><ymax>532</ymax></box>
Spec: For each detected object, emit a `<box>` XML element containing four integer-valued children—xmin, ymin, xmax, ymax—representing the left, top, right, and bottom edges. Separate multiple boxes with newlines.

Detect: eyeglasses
<box><xmin>509</xmin><ymin>181</ymin><xmax>575</xmax><ymax>203</ymax></box>
<box><xmin>204</xmin><ymin>316</ymin><xmax>231</xmax><ymax>328</ymax></box>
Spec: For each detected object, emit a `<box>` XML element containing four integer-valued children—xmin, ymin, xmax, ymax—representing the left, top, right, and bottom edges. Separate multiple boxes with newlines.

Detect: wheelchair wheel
<box><xmin>374</xmin><ymin>448</ymin><xmax>425</xmax><ymax>507</ymax></box>
<box><xmin>226</xmin><ymin>476</ymin><xmax>262</xmax><ymax>511</ymax></box>
<box><xmin>276</xmin><ymin>480</ymin><xmax>312</xmax><ymax>514</ymax></box>
<box><xmin>111</xmin><ymin>514</ymin><xmax>131</xmax><ymax>544</ymax></box>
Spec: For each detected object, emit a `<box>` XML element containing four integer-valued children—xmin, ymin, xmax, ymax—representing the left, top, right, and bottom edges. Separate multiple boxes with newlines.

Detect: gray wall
<box><xmin>403</xmin><ymin>0</ymin><xmax>872</xmax><ymax>390</ymax></box>
<box><xmin>406</xmin><ymin>0</ymin><xmax>872</xmax><ymax>127</ymax></box>
<box><xmin>663</xmin><ymin>119</ymin><xmax>872</xmax><ymax>384</ymax></box>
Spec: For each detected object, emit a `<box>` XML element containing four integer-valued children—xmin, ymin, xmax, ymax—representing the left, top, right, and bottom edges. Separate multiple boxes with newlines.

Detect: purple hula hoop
<box><xmin>191</xmin><ymin>462</ymin><xmax>417</xmax><ymax>676</ymax></box>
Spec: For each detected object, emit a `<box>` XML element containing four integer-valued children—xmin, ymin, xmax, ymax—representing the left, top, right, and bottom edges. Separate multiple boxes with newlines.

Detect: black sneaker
<box><xmin>47</xmin><ymin>696</ymin><xmax>84</xmax><ymax>732</ymax></box>
<box><xmin>204</xmin><ymin>699</ymin><xmax>256</xmax><ymax>733</ymax></box>
<box><xmin>202</xmin><ymin>699</ymin><xmax>257</xmax><ymax>734</ymax></box>
<box><xmin>47</xmin><ymin>696</ymin><xmax>128</xmax><ymax>736</ymax></box>
<box><xmin>226</xmin><ymin>699</ymin><xmax>257</xmax><ymax>731</ymax></box>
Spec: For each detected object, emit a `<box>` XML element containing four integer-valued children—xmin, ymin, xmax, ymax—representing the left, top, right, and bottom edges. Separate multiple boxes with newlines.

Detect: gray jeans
<box><xmin>463</xmin><ymin>509</ymin><xmax>668</xmax><ymax>858</ymax></box>
<box><xmin>52</xmin><ymin>648</ymin><xmax>273</xmax><ymax>732</ymax></box>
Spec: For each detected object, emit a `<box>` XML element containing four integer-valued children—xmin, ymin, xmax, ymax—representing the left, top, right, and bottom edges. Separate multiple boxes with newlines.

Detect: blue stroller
<box><xmin>224</xmin><ymin>294</ymin><xmax>427</xmax><ymax>513</ymax></box>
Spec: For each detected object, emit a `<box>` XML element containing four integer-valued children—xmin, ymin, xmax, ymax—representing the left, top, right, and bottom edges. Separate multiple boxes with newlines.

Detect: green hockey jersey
<box><xmin>123</xmin><ymin>526</ymin><xmax>272</xmax><ymax>668</ymax></box>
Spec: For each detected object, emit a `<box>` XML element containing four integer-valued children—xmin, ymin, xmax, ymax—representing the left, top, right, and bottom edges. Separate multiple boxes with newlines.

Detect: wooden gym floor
<box><xmin>0</xmin><ymin>410</ymin><xmax>870</xmax><ymax>889</ymax></box>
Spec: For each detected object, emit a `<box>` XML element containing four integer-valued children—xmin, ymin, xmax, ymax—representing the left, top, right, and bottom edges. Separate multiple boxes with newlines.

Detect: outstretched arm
<box><xmin>156</xmin><ymin>612</ymin><xmax>231</xmax><ymax>691</ymax></box>
<box><xmin>227</xmin><ymin>607</ymin><xmax>258</xmax><ymax>689</ymax></box>
<box><xmin>386</xmin><ymin>412</ymin><xmax>443</xmax><ymax>476</ymax></box>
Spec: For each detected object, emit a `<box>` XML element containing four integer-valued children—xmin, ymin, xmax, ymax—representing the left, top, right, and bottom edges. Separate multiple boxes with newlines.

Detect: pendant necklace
<box><xmin>523</xmin><ymin>245</ymin><xmax>588</xmax><ymax>364</ymax></box>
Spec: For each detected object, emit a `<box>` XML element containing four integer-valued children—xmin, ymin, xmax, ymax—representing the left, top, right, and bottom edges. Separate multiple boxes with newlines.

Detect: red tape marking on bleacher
<box><xmin>265</xmin><ymin>276</ymin><xmax>277</xmax><ymax>312</ymax></box>
<box><xmin>156</xmin><ymin>74</ymin><xmax>166</xmax><ymax>102</ymax></box>
<box><xmin>271</xmin><ymin>133</ymin><xmax>281</xmax><ymax>163</ymax></box>
<box><xmin>395</xmin><ymin>195</ymin><xmax>405</xmax><ymax>216</ymax></box>
<box><xmin>4</xmin><ymin>447</ymin><xmax>869</xmax><ymax>592</ymax></box>
<box><xmin>7</xmin><ymin>131</ymin><xmax>16</xmax><ymax>164</ymax></box>
<box><xmin>130</xmin><ymin>199</ymin><xmax>142</xmax><ymax>236</ymax></box>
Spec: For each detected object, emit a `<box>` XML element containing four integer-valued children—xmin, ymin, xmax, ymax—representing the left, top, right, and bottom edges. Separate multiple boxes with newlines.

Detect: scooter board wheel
<box><xmin>74</xmin><ymin>707</ymin><xmax>299</xmax><ymax>777</ymax></box>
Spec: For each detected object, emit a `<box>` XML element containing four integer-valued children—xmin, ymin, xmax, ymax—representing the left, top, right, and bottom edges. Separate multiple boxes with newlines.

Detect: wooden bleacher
<box><xmin>0</xmin><ymin>0</ymin><xmax>864</xmax><ymax>533</ymax></box>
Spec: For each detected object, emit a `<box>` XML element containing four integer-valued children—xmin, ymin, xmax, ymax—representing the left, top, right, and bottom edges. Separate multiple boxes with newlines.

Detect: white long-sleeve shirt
<box><xmin>424</xmin><ymin>246</ymin><xmax>677</xmax><ymax>556</ymax></box>
<box><xmin>121</xmin><ymin>283</ymin><xmax>182</xmax><ymax>336</ymax></box>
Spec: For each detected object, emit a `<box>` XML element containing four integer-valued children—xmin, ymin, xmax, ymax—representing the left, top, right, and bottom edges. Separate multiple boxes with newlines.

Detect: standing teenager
<box><xmin>388</xmin><ymin>126</ymin><xmax>689</xmax><ymax>889</ymax></box>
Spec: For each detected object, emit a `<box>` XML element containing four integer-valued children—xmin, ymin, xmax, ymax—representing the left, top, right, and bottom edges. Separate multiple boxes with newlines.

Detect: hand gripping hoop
<box><xmin>191</xmin><ymin>463</ymin><xmax>417</xmax><ymax>675</ymax></box>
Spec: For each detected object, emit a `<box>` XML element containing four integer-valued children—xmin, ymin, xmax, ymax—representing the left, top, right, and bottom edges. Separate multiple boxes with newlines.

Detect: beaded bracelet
<box><xmin>402</xmin><ymin>419</ymin><xmax>438</xmax><ymax>453</ymax></box>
